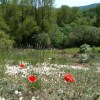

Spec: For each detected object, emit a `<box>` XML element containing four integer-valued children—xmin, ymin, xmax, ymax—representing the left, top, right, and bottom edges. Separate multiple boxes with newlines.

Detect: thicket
<box><xmin>0</xmin><ymin>0</ymin><xmax>100</xmax><ymax>49</ymax></box>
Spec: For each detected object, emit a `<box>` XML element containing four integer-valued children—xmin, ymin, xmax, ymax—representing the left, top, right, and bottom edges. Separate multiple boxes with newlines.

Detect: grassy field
<box><xmin>0</xmin><ymin>48</ymin><xmax>100</xmax><ymax>100</ymax></box>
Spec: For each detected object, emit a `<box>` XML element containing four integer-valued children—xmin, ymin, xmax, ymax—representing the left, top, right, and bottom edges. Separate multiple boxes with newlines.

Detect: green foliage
<box><xmin>37</xmin><ymin>33</ymin><xmax>51</xmax><ymax>48</ymax></box>
<box><xmin>93</xmin><ymin>5</ymin><xmax>100</xmax><ymax>27</ymax></box>
<box><xmin>15</xmin><ymin>16</ymin><xmax>39</xmax><ymax>44</ymax></box>
<box><xmin>0</xmin><ymin>17</ymin><xmax>9</xmax><ymax>31</ymax></box>
<box><xmin>79</xmin><ymin>44</ymin><xmax>92</xmax><ymax>63</ymax></box>
<box><xmin>57</xmin><ymin>6</ymin><xmax>81</xmax><ymax>27</ymax></box>
<box><xmin>80</xmin><ymin>44</ymin><xmax>91</xmax><ymax>53</ymax></box>
<box><xmin>0</xmin><ymin>1</ymin><xmax>100</xmax><ymax>48</ymax></box>
<box><xmin>69</xmin><ymin>26</ymin><xmax>100</xmax><ymax>47</ymax></box>
<box><xmin>57</xmin><ymin>5</ymin><xmax>71</xmax><ymax>26</ymax></box>
<box><xmin>92</xmin><ymin>45</ymin><xmax>96</xmax><ymax>53</ymax></box>
<box><xmin>0</xmin><ymin>6</ymin><xmax>9</xmax><ymax>31</ymax></box>
<box><xmin>18</xmin><ymin>16</ymin><xmax>39</xmax><ymax>35</ymax></box>
<box><xmin>52</xmin><ymin>31</ymin><xmax>64</xmax><ymax>48</ymax></box>
<box><xmin>79</xmin><ymin>53</ymin><xmax>89</xmax><ymax>63</ymax></box>
<box><xmin>27</xmin><ymin>78</ymin><xmax>41</xmax><ymax>92</ymax></box>
<box><xmin>0</xmin><ymin>31</ymin><xmax>14</xmax><ymax>49</ymax></box>
<box><xmin>89</xmin><ymin>45</ymin><xmax>96</xmax><ymax>58</ymax></box>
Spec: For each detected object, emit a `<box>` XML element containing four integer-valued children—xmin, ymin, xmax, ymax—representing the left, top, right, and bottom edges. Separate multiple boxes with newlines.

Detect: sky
<box><xmin>55</xmin><ymin>0</ymin><xmax>100</xmax><ymax>7</ymax></box>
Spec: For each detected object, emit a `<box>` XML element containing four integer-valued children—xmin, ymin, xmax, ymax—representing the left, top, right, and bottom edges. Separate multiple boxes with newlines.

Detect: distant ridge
<box><xmin>79</xmin><ymin>3</ymin><xmax>100</xmax><ymax>10</ymax></box>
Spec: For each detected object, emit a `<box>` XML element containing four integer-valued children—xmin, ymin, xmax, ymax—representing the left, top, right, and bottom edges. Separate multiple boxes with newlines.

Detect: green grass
<box><xmin>0</xmin><ymin>48</ymin><xmax>78</xmax><ymax>65</ymax></box>
<box><xmin>95</xmin><ymin>47</ymin><xmax>100</xmax><ymax>51</ymax></box>
<box><xmin>65</xmin><ymin>48</ymin><xmax>79</xmax><ymax>53</ymax></box>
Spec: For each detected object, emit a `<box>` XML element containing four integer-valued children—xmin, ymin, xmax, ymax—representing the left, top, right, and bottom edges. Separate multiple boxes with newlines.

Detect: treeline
<box><xmin>0</xmin><ymin>0</ymin><xmax>100</xmax><ymax>49</ymax></box>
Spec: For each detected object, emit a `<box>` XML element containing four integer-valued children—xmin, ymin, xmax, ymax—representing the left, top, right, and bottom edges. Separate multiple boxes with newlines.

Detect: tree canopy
<box><xmin>0</xmin><ymin>0</ymin><xmax>100</xmax><ymax>48</ymax></box>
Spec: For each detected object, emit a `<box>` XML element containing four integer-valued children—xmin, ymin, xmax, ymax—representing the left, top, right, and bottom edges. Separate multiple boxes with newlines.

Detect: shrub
<box><xmin>80</xmin><ymin>44</ymin><xmax>91</xmax><ymax>53</ymax></box>
<box><xmin>37</xmin><ymin>33</ymin><xmax>51</xmax><ymax>48</ymax></box>
<box><xmin>92</xmin><ymin>45</ymin><xmax>96</xmax><ymax>53</ymax></box>
<box><xmin>0</xmin><ymin>31</ymin><xmax>14</xmax><ymax>49</ymax></box>
<box><xmin>79</xmin><ymin>53</ymin><xmax>89</xmax><ymax>63</ymax></box>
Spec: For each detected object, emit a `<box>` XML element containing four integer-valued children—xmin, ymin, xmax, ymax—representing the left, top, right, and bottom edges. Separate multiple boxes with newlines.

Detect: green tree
<box><xmin>69</xmin><ymin>25</ymin><xmax>100</xmax><ymax>46</ymax></box>
<box><xmin>15</xmin><ymin>16</ymin><xmax>39</xmax><ymax>45</ymax></box>
<box><xmin>94</xmin><ymin>5</ymin><xmax>100</xmax><ymax>27</ymax></box>
<box><xmin>0</xmin><ymin>30</ymin><xmax>14</xmax><ymax>49</ymax></box>
<box><xmin>57</xmin><ymin>5</ymin><xmax>71</xmax><ymax>27</ymax></box>
<box><xmin>37</xmin><ymin>32</ymin><xmax>51</xmax><ymax>48</ymax></box>
<box><xmin>0</xmin><ymin>6</ymin><xmax>9</xmax><ymax>31</ymax></box>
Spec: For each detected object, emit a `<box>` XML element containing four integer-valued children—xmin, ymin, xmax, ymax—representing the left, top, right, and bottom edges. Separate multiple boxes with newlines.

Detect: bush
<box><xmin>79</xmin><ymin>53</ymin><xmax>89</xmax><ymax>63</ymax></box>
<box><xmin>37</xmin><ymin>33</ymin><xmax>51</xmax><ymax>48</ymax></box>
<box><xmin>0</xmin><ymin>31</ymin><xmax>14</xmax><ymax>49</ymax></box>
<box><xmin>80</xmin><ymin>44</ymin><xmax>91</xmax><ymax>53</ymax></box>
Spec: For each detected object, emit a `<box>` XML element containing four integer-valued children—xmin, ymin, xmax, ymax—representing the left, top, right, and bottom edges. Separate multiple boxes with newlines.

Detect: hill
<box><xmin>79</xmin><ymin>3</ymin><xmax>100</xmax><ymax>10</ymax></box>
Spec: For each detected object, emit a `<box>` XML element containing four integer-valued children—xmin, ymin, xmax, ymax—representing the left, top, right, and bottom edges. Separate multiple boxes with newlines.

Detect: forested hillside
<box><xmin>0</xmin><ymin>0</ymin><xmax>100</xmax><ymax>49</ymax></box>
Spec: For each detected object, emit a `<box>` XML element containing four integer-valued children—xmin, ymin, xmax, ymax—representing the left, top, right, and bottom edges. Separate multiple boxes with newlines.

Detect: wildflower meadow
<box><xmin>0</xmin><ymin>0</ymin><xmax>100</xmax><ymax>99</ymax></box>
<box><xmin>0</xmin><ymin>48</ymin><xmax>100</xmax><ymax>100</ymax></box>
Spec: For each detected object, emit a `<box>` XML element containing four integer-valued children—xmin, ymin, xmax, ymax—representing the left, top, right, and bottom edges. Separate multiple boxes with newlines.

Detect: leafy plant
<box><xmin>37</xmin><ymin>33</ymin><xmax>51</xmax><ymax>48</ymax></box>
<box><xmin>79</xmin><ymin>53</ymin><xmax>89</xmax><ymax>63</ymax></box>
<box><xmin>0</xmin><ymin>31</ymin><xmax>14</xmax><ymax>49</ymax></box>
<box><xmin>80</xmin><ymin>44</ymin><xmax>91</xmax><ymax>53</ymax></box>
<box><xmin>92</xmin><ymin>45</ymin><xmax>96</xmax><ymax>53</ymax></box>
<box><xmin>27</xmin><ymin>79</ymin><xmax>41</xmax><ymax>92</ymax></box>
<box><xmin>27</xmin><ymin>74</ymin><xmax>41</xmax><ymax>92</ymax></box>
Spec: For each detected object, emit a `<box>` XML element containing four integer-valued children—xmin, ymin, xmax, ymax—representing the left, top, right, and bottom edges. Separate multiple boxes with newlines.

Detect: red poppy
<box><xmin>64</xmin><ymin>74</ymin><xmax>75</xmax><ymax>82</ymax></box>
<box><xmin>28</xmin><ymin>75</ymin><xmax>37</xmax><ymax>83</ymax></box>
<box><xmin>20</xmin><ymin>64</ymin><xmax>25</xmax><ymax>68</ymax></box>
